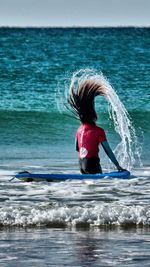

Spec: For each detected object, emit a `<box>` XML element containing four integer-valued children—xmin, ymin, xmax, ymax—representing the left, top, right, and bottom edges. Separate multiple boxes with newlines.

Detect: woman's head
<box><xmin>68</xmin><ymin>79</ymin><xmax>107</xmax><ymax>124</ymax></box>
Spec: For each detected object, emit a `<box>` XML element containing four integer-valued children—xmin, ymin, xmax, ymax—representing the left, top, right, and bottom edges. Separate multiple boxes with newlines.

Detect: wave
<box><xmin>0</xmin><ymin>203</ymin><xmax>149</xmax><ymax>229</ymax></box>
<box><xmin>0</xmin><ymin>109</ymin><xmax>148</xmax><ymax>146</ymax></box>
<box><xmin>0</xmin><ymin>106</ymin><xmax>149</xmax><ymax>129</ymax></box>
<box><xmin>0</xmin><ymin>108</ymin><xmax>149</xmax><ymax>166</ymax></box>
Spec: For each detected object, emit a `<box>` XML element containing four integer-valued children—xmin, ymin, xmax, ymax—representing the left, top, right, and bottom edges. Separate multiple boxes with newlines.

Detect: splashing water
<box><xmin>58</xmin><ymin>69</ymin><xmax>142</xmax><ymax>170</ymax></box>
<box><xmin>97</xmin><ymin>73</ymin><xmax>142</xmax><ymax>170</ymax></box>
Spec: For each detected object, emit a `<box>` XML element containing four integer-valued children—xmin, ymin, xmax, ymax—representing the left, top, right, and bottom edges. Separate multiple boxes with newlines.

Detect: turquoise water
<box><xmin>0</xmin><ymin>27</ymin><xmax>150</xmax><ymax>266</ymax></box>
<box><xmin>0</xmin><ymin>27</ymin><xmax>149</xmax><ymax>167</ymax></box>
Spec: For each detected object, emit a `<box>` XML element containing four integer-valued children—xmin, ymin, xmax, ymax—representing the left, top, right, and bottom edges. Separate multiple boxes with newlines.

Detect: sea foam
<box><xmin>0</xmin><ymin>203</ymin><xmax>149</xmax><ymax>228</ymax></box>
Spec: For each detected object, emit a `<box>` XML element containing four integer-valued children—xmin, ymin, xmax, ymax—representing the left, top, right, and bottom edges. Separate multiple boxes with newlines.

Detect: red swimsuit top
<box><xmin>76</xmin><ymin>123</ymin><xmax>107</xmax><ymax>158</ymax></box>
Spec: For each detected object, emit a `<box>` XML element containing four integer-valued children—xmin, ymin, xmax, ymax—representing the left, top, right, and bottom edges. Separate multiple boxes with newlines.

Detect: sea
<box><xmin>0</xmin><ymin>27</ymin><xmax>150</xmax><ymax>266</ymax></box>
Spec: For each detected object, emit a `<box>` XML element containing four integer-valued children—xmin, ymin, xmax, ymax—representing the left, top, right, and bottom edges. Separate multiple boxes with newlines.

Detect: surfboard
<box><xmin>15</xmin><ymin>170</ymin><xmax>130</xmax><ymax>182</ymax></box>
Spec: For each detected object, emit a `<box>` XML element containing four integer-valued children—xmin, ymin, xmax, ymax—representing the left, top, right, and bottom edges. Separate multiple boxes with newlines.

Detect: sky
<box><xmin>0</xmin><ymin>0</ymin><xmax>149</xmax><ymax>27</ymax></box>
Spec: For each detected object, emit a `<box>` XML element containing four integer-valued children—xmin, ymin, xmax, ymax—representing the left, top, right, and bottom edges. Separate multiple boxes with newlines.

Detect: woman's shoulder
<box><xmin>95</xmin><ymin>125</ymin><xmax>105</xmax><ymax>132</ymax></box>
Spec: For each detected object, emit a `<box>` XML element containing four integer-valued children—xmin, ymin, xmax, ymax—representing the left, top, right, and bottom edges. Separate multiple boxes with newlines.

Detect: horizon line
<box><xmin>0</xmin><ymin>25</ymin><xmax>149</xmax><ymax>28</ymax></box>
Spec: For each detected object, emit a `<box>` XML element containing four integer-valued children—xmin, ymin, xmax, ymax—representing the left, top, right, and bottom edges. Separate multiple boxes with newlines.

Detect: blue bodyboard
<box><xmin>15</xmin><ymin>170</ymin><xmax>130</xmax><ymax>182</ymax></box>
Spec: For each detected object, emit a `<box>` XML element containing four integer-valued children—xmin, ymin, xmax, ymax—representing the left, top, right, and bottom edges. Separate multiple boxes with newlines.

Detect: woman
<box><xmin>68</xmin><ymin>79</ymin><xmax>124</xmax><ymax>174</ymax></box>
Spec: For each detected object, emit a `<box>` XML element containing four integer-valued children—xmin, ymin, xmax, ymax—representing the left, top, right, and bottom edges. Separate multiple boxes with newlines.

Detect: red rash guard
<box><xmin>76</xmin><ymin>124</ymin><xmax>107</xmax><ymax>159</ymax></box>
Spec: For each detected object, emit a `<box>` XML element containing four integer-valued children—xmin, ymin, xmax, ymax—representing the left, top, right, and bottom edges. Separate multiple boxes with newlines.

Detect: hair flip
<box><xmin>68</xmin><ymin>79</ymin><xmax>107</xmax><ymax>124</ymax></box>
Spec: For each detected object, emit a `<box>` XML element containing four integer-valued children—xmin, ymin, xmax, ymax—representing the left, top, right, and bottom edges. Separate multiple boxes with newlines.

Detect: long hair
<box><xmin>68</xmin><ymin>79</ymin><xmax>107</xmax><ymax>124</ymax></box>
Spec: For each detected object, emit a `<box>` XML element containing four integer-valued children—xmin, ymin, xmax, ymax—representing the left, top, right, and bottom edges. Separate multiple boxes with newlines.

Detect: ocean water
<box><xmin>0</xmin><ymin>27</ymin><xmax>150</xmax><ymax>266</ymax></box>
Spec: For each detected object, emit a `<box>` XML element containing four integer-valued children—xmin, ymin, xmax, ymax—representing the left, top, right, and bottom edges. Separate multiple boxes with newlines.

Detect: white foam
<box><xmin>0</xmin><ymin>203</ymin><xmax>149</xmax><ymax>227</ymax></box>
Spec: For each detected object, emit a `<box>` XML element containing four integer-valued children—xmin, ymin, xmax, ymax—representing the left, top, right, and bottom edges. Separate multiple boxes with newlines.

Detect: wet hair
<box><xmin>68</xmin><ymin>79</ymin><xmax>107</xmax><ymax>124</ymax></box>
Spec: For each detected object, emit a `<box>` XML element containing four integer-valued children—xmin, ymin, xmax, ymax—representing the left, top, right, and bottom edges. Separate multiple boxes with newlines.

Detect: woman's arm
<box><xmin>101</xmin><ymin>140</ymin><xmax>124</xmax><ymax>171</ymax></box>
<box><xmin>76</xmin><ymin>139</ymin><xmax>79</xmax><ymax>152</ymax></box>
